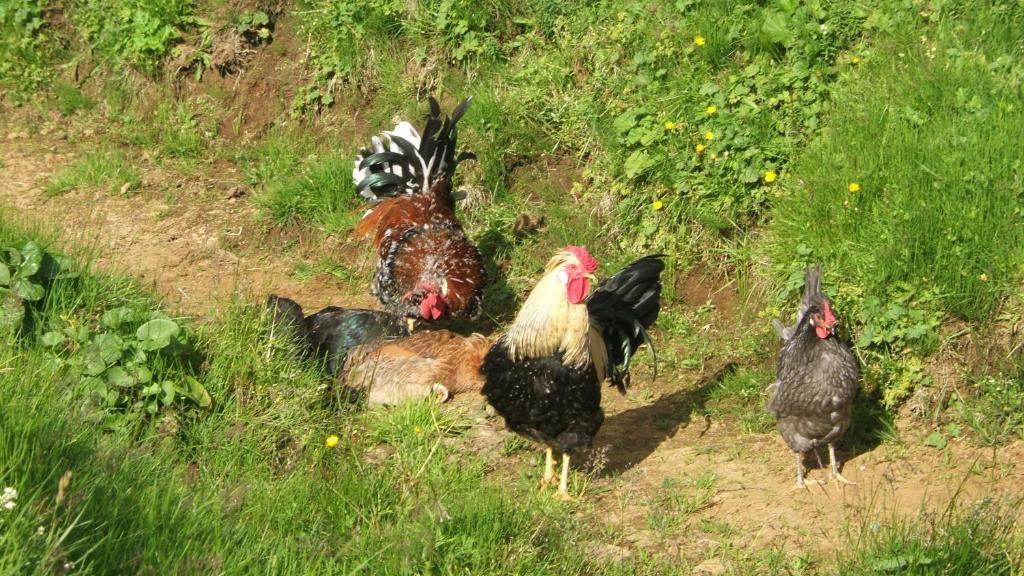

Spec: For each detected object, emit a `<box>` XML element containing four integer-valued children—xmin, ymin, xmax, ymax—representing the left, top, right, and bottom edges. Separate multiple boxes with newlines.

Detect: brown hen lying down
<box><xmin>342</xmin><ymin>329</ymin><xmax>490</xmax><ymax>407</ymax></box>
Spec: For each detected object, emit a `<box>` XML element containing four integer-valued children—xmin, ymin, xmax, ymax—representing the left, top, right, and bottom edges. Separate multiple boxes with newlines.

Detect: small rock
<box><xmin>226</xmin><ymin>186</ymin><xmax>247</xmax><ymax>200</ymax></box>
<box><xmin>120</xmin><ymin>182</ymin><xmax>133</xmax><ymax>195</ymax></box>
<box><xmin>693</xmin><ymin>558</ymin><xmax>727</xmax><ymax>576</ymax></box>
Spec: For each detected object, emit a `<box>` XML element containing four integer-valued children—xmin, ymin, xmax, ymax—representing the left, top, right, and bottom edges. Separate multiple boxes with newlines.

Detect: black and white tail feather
<box><xmin>352</xmin><ymin>96</ymin><xmax>476</xmax><ymax>201</ymax></box>
<box><xmin>772</xmin><ymin>263</ymin><xmax>824</xmax><ymax>342</ymax></box>
<box><xmin>586</xmin><ymin>255</ymin><xmax>666</xmax><ymax>394</ymax></box>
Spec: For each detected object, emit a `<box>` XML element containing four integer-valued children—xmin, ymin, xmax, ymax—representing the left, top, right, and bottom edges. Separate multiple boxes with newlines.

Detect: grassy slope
<box><xmin>2</xmin><ymin>0</ymin><xmax>1024</xmax><ymax>573</ymax></box>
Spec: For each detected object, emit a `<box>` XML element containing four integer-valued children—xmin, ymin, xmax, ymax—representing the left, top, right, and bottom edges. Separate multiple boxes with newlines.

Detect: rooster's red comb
<box><xmin>565</xmin><ymin>245</ymin><xmax>599</xmax><ymax>274</ymax></box>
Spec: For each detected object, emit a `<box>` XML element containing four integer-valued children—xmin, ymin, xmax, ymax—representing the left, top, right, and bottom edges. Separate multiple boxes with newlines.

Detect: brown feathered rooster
<box><xmin>352</xmin><ymin>97</ymin><xmax>486</xmax><ymax>331</ymax></box>
<box><xmin>481</xmin><ymin>247</ymin><xmax>665</xmax><ymax>498</ymax></box>
<box><xmin>768</xmin><ymin>264</ymin><xmax>860</xmax><ymax>488</ymax></box>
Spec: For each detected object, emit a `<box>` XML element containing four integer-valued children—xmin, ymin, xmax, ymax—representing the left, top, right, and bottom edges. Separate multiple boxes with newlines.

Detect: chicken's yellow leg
<box><xmin>540</xmin><ymin>447</ymin><xmax>555</xmax><ymax>487</ymax></box>
<box><xmin>829</xmin><ymin>444</ymin><xmax>855</xmax><ymax>485</ymax></box>
<box><xmin>556</xmin><ymin>452</ymin><xmax>573</xmax><ymax>500</ymax></box>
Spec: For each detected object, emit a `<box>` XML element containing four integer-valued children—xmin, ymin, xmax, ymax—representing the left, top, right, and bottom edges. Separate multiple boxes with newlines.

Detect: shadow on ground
<box><xmin>598</xmin><ymin>362</ymin><xmax>739</xmax><ymax>474</ymax></box>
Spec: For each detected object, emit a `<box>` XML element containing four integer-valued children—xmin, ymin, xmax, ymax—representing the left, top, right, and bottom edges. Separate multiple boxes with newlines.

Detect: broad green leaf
<box><xmin>94</xmin><ymin>333</ymin><xmax>125</xmax><ymax>362</ymax></box>
<box><xmin>761</xmin><ymin>11</ymin><xmax>791</xmax><ymax>45</ymax></box>
<box><xmin>40</xmin><ymin>331</ymin><xmax>65</xmax><ymax>347</ymax></box>
<box><xmin>161</xmin><ymin>381</ymin><xmax>176</xmax><ymax>405</ymax></box>
<box><xmin>15</xmin><ymin>241</ymin><xmax>43</xmax><ymax>278</ymax></box>
<box><xmin>0</xmin><ymin>264</ymin><xmax>9</xmax><ymax>287</ymax></box>
<box><xmin>102</xmin><ymin>307</ymin><xmax>136</xmax><ymax>329</ymax></box>
<box><xmin>12</xmin><ymin>278</ymin><xmax>44</xmax><ymax>301</ymax></box>
<box><xmin>924</xmin><ymin>431</ymin><xmax>947</xmax><ymax>449</ymax></box>
<box><xmin>623</xmin><ymin>150</ymin><xmax>656</xmax><ymax>179</ymax></box>
<box><xmin>0</xmin><ymin>291</ymin><xmax>24</xmax><ymax>332</ymax></box>
<box><xmin>140</xmin><ymin>383</ymin><xmax>160</xmax><ymax>397</ymax></box>
<box><xmin>613</xmin><ymin>108</ymin><xmax>650</xmax><ymax>136</ymax></box>
<box><xmin>136</xmin><ymin>318</ymin><xmax>179</xmax><ymax>350</ymax></box>
<box><xmin>106</xmin><ymin>366</ymin><xmax>136</xmax><ymax>388</ymax></box>
<box><xmin>182</xmin><ymin>376</ymin><xmax>212</xmax><ymax>408</ymax></box>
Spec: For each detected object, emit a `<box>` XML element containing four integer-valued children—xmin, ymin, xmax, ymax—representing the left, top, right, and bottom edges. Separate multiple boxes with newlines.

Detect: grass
<box><xmin>837</xmin><ymin>499</ymin><xmax>1023</xmax><ymax>575</ymax></box>
<box><xmin>4</xmin><ymin>0</ymin><xmax>1024</xmax><ymax>572</ymax></box>
<box><xmin>44</xmin><ymin>146</ymin><xmax>142</xmax><ymax>196</ymax></box>
<box><xmin>765</xmin><ymin>0</ymin><xmax>1024</xmax><ymax>322</ymax></box>
<box><xmin>0</xmin><ymin>217</ymin><xmax>596</xmax><ymax>574</ymax></box>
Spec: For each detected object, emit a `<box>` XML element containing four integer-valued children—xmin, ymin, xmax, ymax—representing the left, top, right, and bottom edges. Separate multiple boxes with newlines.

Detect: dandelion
<box><xmin>653</xmin><ymin>200</ymin><xmax>664</xmax><ymax>211</ymax></box>
<box><xmin>847</xmin><ymin>182</ymin><xmax>860</xmax><ymax>193</ymax></box>
<box><xmin>414</xmin><ymin>426</ymin><xmax>423</xmax><ymax>434</ymax></box>
<box><xmin>703</xmin><ymin>131</ymin><xmax>714</xmax><ymax>140</ymax></box>
<box><xmin>980</xmin><ymin>273</ymin><xmax>989</xmax><ymax>282</ymax></box>
<box><xmin>705</xmin><ymin>105</ymin><xmax>717</xmax><ymax>115</ymax></box>
<box><xmin>664</xmin><ymin>121</ymin><xmax>676</xmax><ymax>130</ymax></box>
<box><xmin>694</xmin><ymin>35</ymin><xmax>706</xmax><ymax>46</ymax></box>
<box><xmin>695</xmin><ymin>143</ymin><xmax>706</xmax><ymax>154</ymax></box>
<box><xmin>1</xmin><ymin>487</ymin><xmax>16</xmax><ymax>511</ymax></box>
<box><xmin>764</xmin><ymin>170</ymin><xmax>777</xmax><ymax>183</ymax></box>
<box><xmin>325</xmin><ymin>435</ymin><xmax>339</xmax><ymax>448</ymax></box>
<box><xmin>851</xmin><ymin>55</ymin><xmax>861</xmax><ymax>65</ymax></box>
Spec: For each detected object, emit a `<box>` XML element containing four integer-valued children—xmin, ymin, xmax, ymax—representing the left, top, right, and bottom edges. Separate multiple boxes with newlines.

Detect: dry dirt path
<box><xmin>2</xmin><ymin>131</ymin><xmax>1020</xmax><ymax>568</ymax></box>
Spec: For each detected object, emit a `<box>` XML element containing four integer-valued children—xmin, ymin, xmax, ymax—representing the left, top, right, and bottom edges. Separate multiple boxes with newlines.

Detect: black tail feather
<box><xmin>586</xmin><ymin>255</ymin><xmax>666</xmax><ymax>393</ymax></box>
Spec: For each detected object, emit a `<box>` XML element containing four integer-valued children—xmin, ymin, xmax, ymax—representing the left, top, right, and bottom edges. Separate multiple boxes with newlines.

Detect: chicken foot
<box><xmin>828</xmin><ymin>444</ymin><xmax>855</xmax><ymax>485</ymax></box>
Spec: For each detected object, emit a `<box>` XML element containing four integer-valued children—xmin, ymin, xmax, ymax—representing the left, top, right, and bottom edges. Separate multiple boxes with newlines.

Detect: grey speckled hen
<box><xmin>768</xmin><ymin>265</ymin><xmax>860</xmax><ymax>488</ymax></box>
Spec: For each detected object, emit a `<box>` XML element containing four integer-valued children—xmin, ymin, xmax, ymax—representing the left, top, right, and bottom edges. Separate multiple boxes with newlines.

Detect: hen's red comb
<box><xmin>565</xmin><ymin>245</ymin><xmax>599</xmax><ymax>274</ymax></box>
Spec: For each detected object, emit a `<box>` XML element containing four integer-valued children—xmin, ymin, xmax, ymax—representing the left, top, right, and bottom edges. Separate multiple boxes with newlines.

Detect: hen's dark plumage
<box><xmin>267</xmin><ymin>295</ymin><xmax>408</xmax><ymax>376</ymax></box>
<box><xmin>767</xmin><ymin>265</ymin><xmax>860</xmax><ymax>487</ymax></box>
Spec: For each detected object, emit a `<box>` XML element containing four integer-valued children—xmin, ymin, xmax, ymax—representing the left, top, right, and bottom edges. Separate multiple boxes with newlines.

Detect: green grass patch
<box><xmin>44</xmin><ymin>146</ymin><xmax>142</xmax><ymax>197</ymax></box>
<box><xmin>0</xmin><ymin>0</ymin><xmax>60</xmax><ymax>104</ymax></box>
<box><xmin>837</xmin><ymin>499</ymin><xmax>1023</xmax><ymax>575</ymax></box>
<box><xmin>765</xmin><ymin>0</ymin><xmax>1024</xmax><ymax>408</ymax></box>
<box><xmin>704</xmin><ymin>366</ymin><xmax>775</xmax><ymax>434</ymax></box>
<box><xmin>0</xmin><ymin>214</ymin><xmax>604</xmax><ymax>574</ymax></box>
<box><xmin>70</xmin><ymin>0</ymin><xmax>197</xmax><ymax>75</ymax></box>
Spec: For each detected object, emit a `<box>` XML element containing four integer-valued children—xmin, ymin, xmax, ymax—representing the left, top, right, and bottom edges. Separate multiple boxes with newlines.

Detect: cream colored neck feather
<box><xmin>504</xmin><ymin>253</ymin><xmax>608</xmax><ymax>380</ymax></box>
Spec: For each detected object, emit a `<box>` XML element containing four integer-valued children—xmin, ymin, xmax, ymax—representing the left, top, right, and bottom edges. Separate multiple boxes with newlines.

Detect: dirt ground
<box><xmin>3</xmin><ymin>124</ymin><xmax>1021</xmax><ymax>569</ymax></box>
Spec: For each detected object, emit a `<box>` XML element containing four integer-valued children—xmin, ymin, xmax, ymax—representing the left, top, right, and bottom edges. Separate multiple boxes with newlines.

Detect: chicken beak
<box><xmin>585</xmin><ymin>273</ymin><xmax>597</xmax><ymax>283</ymax></box>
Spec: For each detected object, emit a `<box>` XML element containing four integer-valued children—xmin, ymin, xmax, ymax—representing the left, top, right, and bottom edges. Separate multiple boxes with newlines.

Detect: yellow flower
<box><xmin>325</xmin><ymin>435</ymin><xmax>339</xmax><ymax>448</ymax></box>
<box><xmin>848</xmin><ymin>182</ymin><xmax>860</xmax><ymax>192</ymax></box>
<box><xmin>694</xmin><ymin>35</ymin><xmax>706</xmax><ymax>46</ymax></box>
<box><xmin>664</xmin><ymin>121</ymin><xmax>676</xmax><ymax>130</ymax></box>
<box><xmin>764</xmin><ymin>170</ymin><xmax>777</xmax><ymax>183</ymax></box>
<box><xmin>695</xmin><ymin>143</ymin><xmax>706</xmax><ymax>154</ymax></box>
<box><xmin>652</xmin><ymin>200</ymin><xmax>664</xmax><ymax>211</ymax></box>
<box><xmin>979</xmin><ymin>273</ymin><xmax>989</xmax><ymax>282</ymax></box>
<box><xmin>851</xmin><ymin>55</ymin><xmax>861</xmax><ymax>65</ymax></box>
<box><xmin>705</xmin><ymin>105</ymin><xmax>717</xmax><ymax>115</ymax></box>
<box><xmin>703</xmin><ymin>131</ymin><xmax>714</xmax><ymax>140</ymax></box>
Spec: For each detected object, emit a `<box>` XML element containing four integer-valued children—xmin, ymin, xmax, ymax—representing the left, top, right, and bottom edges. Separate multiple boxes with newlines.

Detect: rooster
<box><xmin>352</xmin><ymin>97</ymin><xmax>486</xmax><ymax>331</ymax></box>
<box><xmin>481</xmin><ymin>247</ymin><xmax>665</xmax><ymax>498</ymax></box>
<box><xmin>768</xmin><ymin>264</ymin><xmax>860</xmax><ymax>488</ymax></box>
<box><xmin>267</xmin><ymin>295</ymin><xmax>487</xmax><ymax>406</ymax></box>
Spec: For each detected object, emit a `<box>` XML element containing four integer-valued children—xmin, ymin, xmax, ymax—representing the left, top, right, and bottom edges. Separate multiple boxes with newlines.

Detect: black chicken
<box><xmin>481</xmin><ymin>248</ymin><xmax>665</xmax><ymax>498</ymax></box>
<box><xmin>267</xmin><ymin>295</ymin><xmax>409</xmax><ymax>376</ymax></box>
<box><xmin>767</xmin><ymin>265</ymin><xmax>860</xmax><ymax>488</ymax></box>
